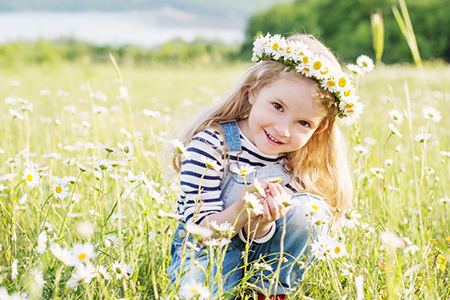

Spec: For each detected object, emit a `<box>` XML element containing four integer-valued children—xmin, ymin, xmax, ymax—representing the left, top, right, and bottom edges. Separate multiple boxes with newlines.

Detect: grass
<box><xmin>0</xmin><ymin>60</ymin><xmax>449</xmax><ymax>299</ymax></box>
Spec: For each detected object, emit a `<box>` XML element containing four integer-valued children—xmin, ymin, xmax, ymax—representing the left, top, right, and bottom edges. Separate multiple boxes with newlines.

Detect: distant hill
<box><xmin>0</xmin><ymin>0</ymin><xmax>293</xmax><ymax>21</ymax></box>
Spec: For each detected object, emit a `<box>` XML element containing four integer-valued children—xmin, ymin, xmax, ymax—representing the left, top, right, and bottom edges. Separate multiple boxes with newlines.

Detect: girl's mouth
<box><xmin>264</xmin><ymin>130</ymin><xmax>283</xmax><ymax>144</ymax></box>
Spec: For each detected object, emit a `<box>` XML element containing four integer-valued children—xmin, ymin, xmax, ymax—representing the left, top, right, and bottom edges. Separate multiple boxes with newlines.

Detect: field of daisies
<box><xmin>0</xmin><ymin>59</ymin><xmax>449</xmax><ymax>300</ymax></box>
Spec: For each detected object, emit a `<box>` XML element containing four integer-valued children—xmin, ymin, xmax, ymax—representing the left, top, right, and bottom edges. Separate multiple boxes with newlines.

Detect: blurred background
<box><xmin>0</xmin><ymin>0</ymin><xmax>449</xmax><ymax>67</ymax></box>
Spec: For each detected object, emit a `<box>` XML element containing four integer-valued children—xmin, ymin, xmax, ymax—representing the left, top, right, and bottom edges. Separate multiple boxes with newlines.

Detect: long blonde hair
<box><xmin>170</xmin><ymin>34</ymin><xmax>353</xmax><ymax>214</ymax></box>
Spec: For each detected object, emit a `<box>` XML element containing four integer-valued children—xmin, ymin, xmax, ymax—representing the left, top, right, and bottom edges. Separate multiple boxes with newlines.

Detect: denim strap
<box><xmin>219</xmin><ymin>121</ymin><xmax>242</xmax><ymax>152</ymax></box>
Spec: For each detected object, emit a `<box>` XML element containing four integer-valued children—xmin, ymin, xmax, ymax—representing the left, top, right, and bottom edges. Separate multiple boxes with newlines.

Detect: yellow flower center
<box><xmin>338</xmin><ymin>78</ymin><xmax>347</xmax><ymax>87</ymax></box>
<box><xmin>312</xmin><ymin>205</ymin><xmax>319</xmax><ymax>210</ymax></box>
<box><xmin>320</xmin><ymin>67</ymin><xmax>329</xmax><ymax>75</ymax></box>
<box><xmin>27</xmin><ymin>174</ymin><xmax>33</xmax><ymax>182</ymax></box>
<box><xmin>124</xmin><ymin>146</ymin><xmax>129</xmax><ymax>153</ymax></box>
<box><xmin>286</xmin><ymin>46</ymin><xmax>292</xmax><ymax>54</ymax></box>
<box><xmin>327</xmin><ymin>81</ymin><xmax>336</xmax><ymax>87</ymax></box>
<box><xmin>78</xmin><ymin>253</ymin><xmax>87</xmax><ymax>260</ymax></box>
<box><xmin>313</xmin><ymin>61</ymin><xmax>322</xmax><ymax>70</ymax></box>
<box><xmin>302</xmin><ymin>56</ymin><xmax>309</xmax><ymax>64</ymax></box>
<box><xmin>272</xmin><ymin>43</ymin><xmax>278</xmax><ymax>50</ymax></box>
<box><xmin>344</xmin><ymin>89</ymin><xmax>352</xmax><ymax>97</ymax></box>
<box><xmin>190</xmin><ymin>288</ymin><xmax>199</xmax><ymax>293</ymax></box>
<box><xmin>116</xmin><ymin>267</ymin><xmax>122</xmax><ymax>274</ymax></box>
<box><xmin>56</xmin><ymin>186</ymin><xmax>63</xmax><ymax>194</ymax></box>
<box><xmin>345</xmin><ymin>103</ymin><xmax>354</xmax><ymax>109</ymax></box>
<box><xmin>334</xmin><ymin>247</ymin><xmax>341</xmax><ymax>254</ymax></box>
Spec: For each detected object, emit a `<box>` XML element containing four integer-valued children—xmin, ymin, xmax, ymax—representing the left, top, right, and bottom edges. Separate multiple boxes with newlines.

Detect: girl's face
<box><xmin>239</xmin><ymin>76</ymin><xmax>326</xmax><ymax>156</ymax></box>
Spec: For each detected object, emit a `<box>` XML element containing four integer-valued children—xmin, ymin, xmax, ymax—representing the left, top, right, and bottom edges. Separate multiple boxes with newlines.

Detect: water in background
<box><xmin>0</xmin><ymin>8</ymin><xmax>246</xmax><ymax>47</ymax></box>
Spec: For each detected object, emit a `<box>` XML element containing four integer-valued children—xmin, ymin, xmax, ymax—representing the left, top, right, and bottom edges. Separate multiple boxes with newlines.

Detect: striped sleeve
<box><xmin>177</xmin><ymin>129</ymin><xmax>225</xmax><ymax>225</ymax></box>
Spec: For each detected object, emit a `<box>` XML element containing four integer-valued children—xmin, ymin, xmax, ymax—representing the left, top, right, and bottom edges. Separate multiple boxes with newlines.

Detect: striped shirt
<box><xmin>176</xmin><ymin>128</ymin><xmax>286</xmax><ymax>225</ymax></box>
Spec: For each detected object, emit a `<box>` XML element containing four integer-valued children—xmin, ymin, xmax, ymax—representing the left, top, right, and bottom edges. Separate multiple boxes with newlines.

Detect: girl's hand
<box><xmin>260</xmin><ymin>183</ymin><xmax>290</xmax><ymax>225</ymax></box>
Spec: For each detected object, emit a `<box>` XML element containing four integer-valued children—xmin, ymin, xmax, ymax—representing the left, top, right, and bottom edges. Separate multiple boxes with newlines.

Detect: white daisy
<box><xmin>71</xmin><ymin>243</ymin><xmax>96</xmax><ymax>265</ymax></box>
<box><xmin>22</xmin><ymin>167</ymin><xmax>40</xmax><ymax>188</ymax></box>
<box><xmin>66</xmin><ymin>263</ymin><xmax>97</xmax><ymax>288</ymax></box>
<box><xmin>186</xmin><ymin>223</ymin><xmax>213</xmax><ymax>239</ymax></box>
<box><xmin>209</xmin><ymin>220</ymin><xmax>234</xmax><ymax>233</ymax></box>
<box><xmin>142</xmin><ymin>109</ymin><xmax>161</xmax><ymax>118</ymax></box>
<box><xmin>356</xmin><ymin>55</ymin><xmax>374</xmax><ymax>73</ymax></box>
<box><xmin>9</xmin><ymin>109</ymin><xmax>24</xmax><ymax>120</ymax></box>
<box><xmin>439</xmin><ymin>196</ymin><xmax>449</xmax><ymax>204</ymax></box>
<box><xmin>50</xmin><ymin>243</ymin><xmax>74</xmax><ymax>266</ymax></box>
<box><xmin>36</xmin><ymin>231</ymin><xmax>47</xmax><ymax>254</ymax></box>
<box><xmin>310</xmin><ymin>234</ymin><xmax>335</xmax><ymax>261</ymax></box>
<box><xmin>96</xmin><ymin>265</ymin><xmax>111</xmax><ymax>280</ymax></box>
<box><xmin>179</xmin><ymin>281</ymin><xmax>211</xmax><ymax>299</ymax></box>
<box><xmin>346</xmin><ymin>63</ymin><xmax>364</xmax><ymax>76</ymax></box>
<box><xmin>200</xmin><ymin>156</ymin><xmax>221</xmax><ymax>172</ymax></box>
<box><xmin>30</xmin><ymin>268</ymin><xmax>45</xmax><ymax>287</ymax></box>
<box><xmin>204</xmin><ymin>238</ymin><xmax>230</xmax><ymax>247</ymax></box>
<box><xmin>171</xmin><ymin>139</ymin><xmax>191</xmax><ymax>160</ymax></box>
<box><xmin>388</xmin><ymin>123</ymin><xmax>403</xmax><ymax>138</ymax></box>
<box><xmin>53</xmin><ymin>180</ymin><xmax>69</xmax><ymax>200</ymax></box>
<box><xmin>369</xmin><ymin>167</ymin><xmax>385</xmax><ymax>179</ymax></box>
<box><xmin>422</xmin><ymin>106</ymin><xmax>442</xmax><ymax>122</ymax></box>
<box><xmin>11</xmin><ymin>258</ymin><xmax>18</xmax><ymax>279</ymax></box>
<box><xmin>229</xmin><ymin>163</ymin><xmax>256</xmax><ymax>176</ymax></box>
<box><xmin>389</xmin><ymin>109</ymin><xmax>404</xmax><ymax>124</ymax></box>
<box><xmin>244</xmin><ymin>192</ymin><xmax>264</xmax><ymax>215</ymax></box>
<box><xmin>112</xmin><ymin>261</ymin><xmax>132</xmax><ymax>279</ymax></box>
<box><xmin>330</xmin><ymin>240</ymin><xmax>347</xmax><ymax>259</ymax></box>
<box><xmin>338</xmin><ymin>210</ymin><xmax>361</xmax><ymax>229</ymax></box>
<box><xmin>413</xmin><ymin>133</ymin><xmax>431</xmax><ymax>143</ymax></box>
<box><xmin>254</xmin><ymin>262</ymin><xmax>273</xmax><ymax>271</ymax></box>
<box><xmin>253</xmin><ymin>178</ymin><xmax>266</xmax><ymax>198</ymax></box>
<box><xmin>354</xmin><ymin>145</ymin><xmax>369</xmax><ymax>155</ymax></box>
<box><xmin>122</xmin><ymin>141</ymin><xmax>135</xmax><ymax>159</ymax></box>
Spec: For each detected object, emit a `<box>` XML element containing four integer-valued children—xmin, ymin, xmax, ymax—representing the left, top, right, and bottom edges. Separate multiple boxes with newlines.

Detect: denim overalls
<box><xmin>168</xmin><ymin>121</ymin><xmax>331</xmax><ymax>298</ymax></box>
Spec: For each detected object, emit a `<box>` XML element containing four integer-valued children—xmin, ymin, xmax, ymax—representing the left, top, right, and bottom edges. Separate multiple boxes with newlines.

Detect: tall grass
<box><xmin>0</xmin><ymin>59</ymin><xmax>449</xmax><ymax>299</ymax></box>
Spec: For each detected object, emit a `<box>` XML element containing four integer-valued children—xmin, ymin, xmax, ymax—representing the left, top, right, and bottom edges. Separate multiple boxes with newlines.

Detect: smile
<box><xmin>264</xmin><ymin>130</ymin><xmax>283</xmax><ymax>144</ymax></box>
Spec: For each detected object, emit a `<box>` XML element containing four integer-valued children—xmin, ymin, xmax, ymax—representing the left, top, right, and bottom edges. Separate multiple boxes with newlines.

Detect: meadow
<box><xmin>0</xmin><ymin>59</ymin><xmax>449</xmax><ymax>299</ymax></box>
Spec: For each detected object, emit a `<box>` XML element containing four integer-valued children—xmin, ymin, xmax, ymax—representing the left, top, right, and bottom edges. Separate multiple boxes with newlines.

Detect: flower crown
<box><xmin>251</xmin><ymin>33</ymin><xmax>364</xmax><ymax>124</ymax></box>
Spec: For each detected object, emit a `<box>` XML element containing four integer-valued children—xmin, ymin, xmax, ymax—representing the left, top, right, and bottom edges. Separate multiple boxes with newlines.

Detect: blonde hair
<box><xmin>170</xmin><ymin>34</ymin><xmax>353</xmax><ymax>215</ymax></box>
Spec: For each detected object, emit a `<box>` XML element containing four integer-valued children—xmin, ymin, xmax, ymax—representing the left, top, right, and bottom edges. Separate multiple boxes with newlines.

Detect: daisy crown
<box><xmin>251</xmin><ymin>33</ymin><xmax>363</xmax><ymax>124</ymax></box>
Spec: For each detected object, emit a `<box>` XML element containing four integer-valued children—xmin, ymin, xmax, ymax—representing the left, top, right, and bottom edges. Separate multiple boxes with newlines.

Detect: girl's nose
<box><xmin>275</xmin><ymin>122</ymin><xmax>290</xmax><ymax>138</ymax></box>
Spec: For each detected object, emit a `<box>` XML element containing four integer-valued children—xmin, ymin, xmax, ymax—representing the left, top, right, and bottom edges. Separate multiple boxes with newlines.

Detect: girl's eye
<box><xmin>273</xmin><ymin>103</ymin><xmax>283</xmax><ymax>111</ymax></box>
<box><xmin>299</xmin><ymin>120</ymin><xmax>310</xmax><ymax>127</ymax></box>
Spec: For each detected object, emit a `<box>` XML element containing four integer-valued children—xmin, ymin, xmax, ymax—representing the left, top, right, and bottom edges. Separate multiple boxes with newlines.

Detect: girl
<box><xmin>168</xmin><ymin>33</ymin><xmax>359</xmax><ymax>299</ymax></box>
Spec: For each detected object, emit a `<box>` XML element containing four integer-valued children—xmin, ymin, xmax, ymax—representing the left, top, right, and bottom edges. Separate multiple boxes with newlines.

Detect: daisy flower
<box><xmin>204</xmin><ymin>238</ymin><xmax>230</xmax><ymax>247</ymax></box>
<box><xmin>71</xmin><ymin>243</ymin><xmax>96</xmax><ymax>265</ymax></box>
<box><xmin>75</xmin><ymin>161</ymin><xmax>93</xmax><ymax>172</ymax></box>
<box><xmin>97</xmin><ymin>143</ymin><xmax>118</xmax><ymax>155</ymax></box>
<box><xmin>229</xmin><ymin>163</ymin><xmax>256</xmax><ymax>176</ymax></box>
<box><xmin>122</xmin><ymin>141</ymin><xmax>134</xmax><ymax>159</ymax></box>
<box><xmin>157</xmin><ymin>209</ymin><xmax>183</xmax><ymax>220</ymax></box>
<box><xmin>96</xmin><ymin>265</ymin><xmax>111</xmax><ymax>280</ymax></box>
<box><xmin>346</xmin><ymin>63</ymin><xmax>364</xmax><ymax>76</ymax></box>
<box><xmin>53</xmin><ymin>180</ymin><xmax>69</xmax><ymax>200</ymax></box>
<box><xmin>112</xmin><ymin>261</ymin><xmax>132</xmax><ymax>279</ymax></box>
<box><xmin>66</xmin><ymin>263</ymin><xmax>97</xmax><ymax>288</ymax></box>
<box><xmin>186</xmin><ymin>223</ymin><xmax>213</xmax><ymax>239</ymax></box>
<box><xmin>0</xmin><ymin>184</ymin><xmax>9</xmax><ymax>192</ymax></box>
<box><xmin>413</xmin><ymin>133</ymin><xmax>431</xmax><ymax>143</ymax></box>
<box><xmin>244</xmin><ymin>192</ymin><xmax>264</xmax><ymax>215</ymax></box>
<box><xmin>341</xmin><ymin>262</ymin><xmax>356</xmax><ymax>278</ymax></box>
<box><xmin>439</xmin><ymin>196</ymin><xmax>449</xmax><ymax>204</ymax></box>
<box><xmin>389</xmin><ymin>109</ymin><xmax>404</xmax><ymax>124</ymax></box>
<box><xmin>422</xmin><ymin>106</ymin><xmax>442</xmax><ymax>122</ymax></box>
<box><xmin>253</xmin><ymin>178</ymin><xmax>266</xmax><ymax>198</ymax></box>
<box><xmin>369</xmin><ymin>167</ymin><xmax>385</xmax><ymax>179</ymax></box>
<box><xmin>30</xmin><ymin>268</ymin><xmax>46</xmax><ymax>288</ymax></box>
<box><xmin>273</xmin><ymin>193</ymin><xmax>295</xmax><ymax>207</ymax></box>
<box><xmin>201</xmin><ymin>156</ymin><xmax>221</xmax><ymax>172</ymax></box>
<box><xmin>338</xmin><ymin>210</ymin><xmax>361</xmax><ymax>229</ymax></box>
<box><xmin>142</xmin><ymin>109</ymin><xmax>161</xmax><ymax>118</ymax></box>
<box><xmin>330</xmin><ymin>240</ymin><xmax>347</xmax><ymax>259</ymax></box>
<box><xmin>22</xmin><ymin>167</ymin><xmax>40</xmax><ymax>188</ymax></box>
<box><xmin>9</xmin><ymin>109</ymin><xmax>24</xmax><ymax>120</ymax></box>
<box><xmin>11</xmin><ymin>258</ymin><xmax>18</xmax><ymax>279</ymax></box>
<box><xmin>209</xmin><ymin>220</ymin><xmax>234</xmax><ymax>233</ymax></box>
<box><xmin>171</xmin><ymin>139</ymin><xmax>191</xmax><ymax>160</ymax></box>
<box><xmin>179</xmin><ymin>281</ymin><xmax>211</xmax><ymax>299</ymax></box>
<box><xmin>379</xmin><ymin>231</ymin><xmax>405</xmax><ymax>249</ymax></box>
<box><xmin>356</xmin><ymin>55</ymin><xmax>374</xmax><ymax>73</ymax></box>
<box><xmin>254</xmin><ymin>262</ymin><xmax>273</xmax><ymax>272</ymax></box>
<box><xmin>50</xmin><ymin>243</ymin><xmax>74</xmax><ymax>266</ymax></box>
<box><xmin>36</xmin><ymin>231</ymin><xmax>47</xmax><ymax>254</ymax></box>
<box><xmin>310</xmin><ymin>234</ymin><xmax>335</xmax><ymax>261</ymax></box>
<box><xmin>354</xmin><ymin>145</ymin><xmax>369</xmax><ymax>155</ymax></box>
<box><xmin>40</xmin><ymin>221</ymin><xmax>53</xmax><ymax>232</ymax></box>
<box><xmin>387</xmin><ymin>123</ymin><xmax>402</xmax><ymax>138</ymax></box>
<box><xmin>360</xmin><ymin>222</ymin><xmax>376</xmax><ymax>234</ymax></box>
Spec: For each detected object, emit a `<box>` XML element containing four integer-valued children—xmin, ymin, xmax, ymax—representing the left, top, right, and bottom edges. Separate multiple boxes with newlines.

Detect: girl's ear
<box><xmin>248</xmin><ymin>87</ymin><xmax>257</xmax><ymax>105</ymax></box>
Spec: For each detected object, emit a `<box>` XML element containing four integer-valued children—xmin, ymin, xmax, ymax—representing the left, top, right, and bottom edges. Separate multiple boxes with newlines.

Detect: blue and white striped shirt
<box><xmin>176</xmin><ymin>128</ymin><xmax>286</xmax><ymax>225</ymax></box>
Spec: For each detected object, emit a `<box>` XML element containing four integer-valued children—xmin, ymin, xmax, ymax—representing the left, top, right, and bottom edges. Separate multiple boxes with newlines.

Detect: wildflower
<box><xmin>186</xmin><ymin>223</ymin><xmax>213</xmax><ymax>239</ymax></box>
<box><xmin>338</xmin><ymin>210</ymin><xmax>361</xmax><ymax>229</ymax></box>
<box><xmin>379</xmin><ymin>231</ymin><xmax>405</xmax><ymax>249</ymax></box>
<box><xmin>97</xmin><ymin>143</ymin><xmax>118</xmax><ymax>155</ymax></box>
<box><xmin>0</xmin><ymin>184</ymin><xmax>8</xmax><ymax>191</ymax></box>
<box><xmin>229</xmin><ymin>163</ymin><xmax>256</xmax><ymax>176</ymax></box>
<box><xmin>244</xmin><ymin>192</ymin><xmax>264</xmax><ymax>215</ymax></box>
<box><xmin>310</xmin><ymin>234</ymin><xmax>335</xmax><ymax>261</ymax></box>
<box><xmin>9</xmin><ymin>109</ymin><xmax>24</xmax><ymax>120</ymax></box>
<box><xmin>71</xmin><ymin>243</ymin><xmax>96</xmax><ymax>265</ymax></box>
<box><xmin>66</xmin><ymin>263</ymin><xmax>97</xmax><ymax>288</ymax></box>
<box><xmin>200</xmin><ymin>156</ymin><xmax>221</xmax><ymax>171</ymax></box>
<box><xmin>273</xmin><ymin>193</ymin><xmax>295</xmax><ymax>207</ymax></box>
<box><xmin>172</xmin><ymin>139</ymin><xmax>191</xmax><ymax>160</ymax></box>
<box><xmin>148</xmin><ymin>230</ymin><xmax>156</xmax><ymax>243</ymax></box>
<box><xmin>94</xmin><ymin>159</ymin><xmax>112</xmax><ymax>171</ymax></box>
<box><xmin>413</xmin><ymin>133</ymin><xmax>431</xmax><ymax>143</ymax></box>
<box><xmin>40</xmin><ymin>221</ymin><xmax>53</xmax><ymax>232</ymax></box>
<box><xmin>439</xmin><ymin>196</ymin><xmax>449</xmax><ymax>204</ymax></box>
<box><xmin>142</xmin><ymin>109</ymin><xmax>161</xmax><ymax>118</ymax></box>
<box><xmin>36</xmin><ymin>231</ymin><xmax>47</xmax><ymax>254</ymax></box>
<box><xmin>97</xmin><ymin>265</ymin><xmax>111</xmax><ymax>280</ymax></box>
<box><xmin>112</xmin><ymin>261</ymin><xmax>132</xmax><ymax>279</ymax></box>
<box><xmin>369</xmin><ymin>167</ymin><xmax>385</xmax><ymax>179</ymax></box>
<box><xmin>346</xmin><ymin>63</ymin><xmax>364</xmax><ymax>76</ymax></box>
<box><xmin>330</xmin><ymin>240</ymin><xmax>347</xmax><ymax>259</ymax></box>
<box><xmin>360</xmin><ymin>222</ymin><xmax>376</xmax><ymax>234</ymax></box>
<box><xmin>111</xmin><ymin>213</ymin><xmax>126</xmax><ymax>220</ymax></box>
<box><xmin>50</xmin><ymin>243</ymin><xmax>74</xmax><ymax>266</ymax></box>
<box><xmin>389</xmin><ymin>109</ymin><xmax>404</xmax><ymax>124</ymax></box>
<box><xmin>354</xmin><ymin>145</ymin><xmax>369</xmax><ymax>155</ymax></box>
<box><xmin>209</xmin><ymin>220</ymin><xmax>234</xmax><ymax>233</ymax></box>
<box><xmin>254</xmin><ymin>262</ymin><xmax>273</xmax><ymax>271</ymax></box>
<box><xmin>356</xmin><ymin>55</ymin><xmax>374</xmax><ymax>73</ymax></box>
<box><xmin>186</xmin><ymin>241</ymin><xmax>201</xmax><ymax>251</ymax></box>
<box><xmin>422</xmin><ymin>106</ymin><xmax>442</xmax><ymax>122</ymax></box>
<box><xmin>387</xmin><ymin>123</ymin><xmax>402</xmax><ymax>138</ymax></box>
<box><xmin>157</xmin><ymin>209</ymin><xmax>183</xmax><ymax>220</ymax></box>
<box><xmin>30</xmin><ymin>269</ymin><xmax>46</xmax><ymax>288</ymax></box>
<box><xmin>341</xmin><ymin>262</ymin><xmax>356</xmax><ymax>278</ymax></box>
<box><xmin>103</xmin><ymin>234</ymin><xmax>119</xmax><ymax>249</ymax></box>
<box><xmin>22</xmin><ymin>167</ymin><xmax>40</xmax><ymax>188</ymax></box>
<box><xmin>204</xmin><ymin>238</ymin><xmax>230</xmax><ymax>247</ymax></box>
<box><xmin>53</xmin><ymin>180</ymin><xmax>69</xmax><ymax>200</ymax></box>
<box><xmin>11</xmin><ymin>258</ymin><xmax>18</xmax><ymax>279</ymax></box>
<box><xmin>252</xmin><ymin>178</ymin><xmax>266</xmax><ymax>198</ymax></box>
<box><xmin>179</xmin><ymin>281</ymin><xmax>211</xmax><ymax>299</ymax></box>
<box><xmin>441</xmin><ymin>151</ymin><xmax>450</xmax><ymax>158</ymax></box>
<box><xmin>122</xmin><ymin>141</ymin><xmax>135</xmax><ymax>159</ymax></box>
<box><xmin>62</xmin><ymin>157</ymin><xmax>77</xmax><ymax>166</ymax></box>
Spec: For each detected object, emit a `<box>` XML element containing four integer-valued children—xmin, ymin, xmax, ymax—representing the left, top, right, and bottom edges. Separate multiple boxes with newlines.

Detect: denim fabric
<box><xmin>168</xmin><ymin>121</ymin><xmax>331</xmax><ymax>298</ymax></box>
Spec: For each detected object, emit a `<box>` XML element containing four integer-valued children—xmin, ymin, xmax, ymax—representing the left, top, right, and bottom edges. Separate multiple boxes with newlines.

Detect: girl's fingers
<box><xmin>262</xmin><ymin>200</ymin><xmax>272</xmax><ymax>220</ymax></box>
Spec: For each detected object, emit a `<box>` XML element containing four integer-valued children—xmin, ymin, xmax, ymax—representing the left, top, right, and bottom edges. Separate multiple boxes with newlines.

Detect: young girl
<box><xmin>168</xmin><ymin>33</ymin><xmax>359</xmax><ymax>299</ymax></box>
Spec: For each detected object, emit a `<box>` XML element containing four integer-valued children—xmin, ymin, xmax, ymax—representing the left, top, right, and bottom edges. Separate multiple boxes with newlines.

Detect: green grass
<box><xmin>0</xmin><ymin>60</ymin><xmax>449</xmax><ymax>299</ymax></box>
